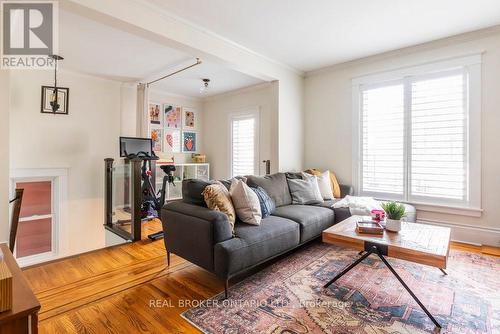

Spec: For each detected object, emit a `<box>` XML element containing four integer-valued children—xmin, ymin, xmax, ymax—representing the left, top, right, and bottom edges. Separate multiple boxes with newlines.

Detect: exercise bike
<box><xmin>124</xmin><ymin>150</ymin><xmax>176</xmax><ymax>241</ymax></box>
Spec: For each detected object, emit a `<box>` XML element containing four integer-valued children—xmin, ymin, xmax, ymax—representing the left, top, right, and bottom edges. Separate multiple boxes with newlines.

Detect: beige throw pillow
<box><xmin>229</xmin><ymin>179</ymin><xmax>262</xmax><ymax>225</ymax></box>
<box><xmin>202</xmin><ymin>181</ymin><xmax>236</xmax><ymax>232</ymax></box>
<box><xmin>317</xmin><ymin>170</ymin><xmax>334</xmax><ymax>200</ymax></box>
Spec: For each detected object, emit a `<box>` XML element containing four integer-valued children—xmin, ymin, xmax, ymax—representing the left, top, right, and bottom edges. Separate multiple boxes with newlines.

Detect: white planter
<box><xmin>385</xmin><ymin>218</ymin><xmax>402</xmax><ymax>232</ymax></box>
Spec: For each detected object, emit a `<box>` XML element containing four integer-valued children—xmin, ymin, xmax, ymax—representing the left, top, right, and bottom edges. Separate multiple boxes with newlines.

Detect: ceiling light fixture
<box><xmin>200</xmin><ymin>78</ymin><xmax>210</xmax><ymax>94</ymax></box>
<box><xmin>49</xmin><ymin>54</ymin><xmax>64</xmax><ymax>113</ymax></box>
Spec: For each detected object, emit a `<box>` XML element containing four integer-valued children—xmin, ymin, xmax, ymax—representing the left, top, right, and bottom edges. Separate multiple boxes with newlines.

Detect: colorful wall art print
<box><xmin>182</xmin><ymin>131</ymin><xmax>197</xmax><ymax>153</ymax></box>
<box><xmin>151</xmin><ymin>129</ymin><xmax>162</xmax><ymax>152</ymax></box>
<box><xmin>164</xmin><ymin>129</ymin><xmax>181</xmax><ymax>153</ymax></box>
<box><xmin>149</xmin><ymin>103</ymin><xmax>162</xmax><ymax>125</ymax></box>
<box><xmin>183</xmin><ymin>108</ymin><xmax>197</xmax><ymax>129</ymax></box>
<box><xmin>164</xmin><ymin>104</ymin><xmax>182</xmax><ymax>128</ymax></box>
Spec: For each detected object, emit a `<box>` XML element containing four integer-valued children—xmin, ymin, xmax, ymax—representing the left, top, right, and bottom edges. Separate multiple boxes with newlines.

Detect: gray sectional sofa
<box><xmin>161</xmin><ymin>172</ymin><xmax>354</xmax><ymax>298</ymax></box>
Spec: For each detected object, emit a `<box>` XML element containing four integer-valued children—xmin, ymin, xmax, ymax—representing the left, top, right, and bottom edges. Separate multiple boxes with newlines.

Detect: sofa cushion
<box><xmin>246</xmin><ymin>173</ymin><xmax>292</xmax><ymax>207</ymax></box>
<box><xmin>272</xmin><ymin>205</ymin><xmax>335</xmax><ymax>243</ymax></box>
<box><xmin>182</xmin><ymin>179</ymin><xmax>214</xmax><ymax>207</ymax></box>
<box><xmin>219</xmin><ymin>176</ymin><xmax>247</xmax><ymax>190</ymax></box>
<box><xmin>214</xmin><ymin>216</ymin><xmax>300</xmax><ymax>277</ymax></box>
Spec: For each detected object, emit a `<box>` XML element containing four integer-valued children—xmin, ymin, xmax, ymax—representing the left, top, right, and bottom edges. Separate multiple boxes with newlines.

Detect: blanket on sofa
<box><xmin>333</xmin><ymin>195</ymin><xmax>383</xmax><ymax>216</ymax></box>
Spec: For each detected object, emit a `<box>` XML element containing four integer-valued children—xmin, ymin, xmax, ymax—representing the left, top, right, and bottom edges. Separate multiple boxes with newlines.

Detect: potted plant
<box><xmin>381</xmin><ymin>201</ymin><xmax>406</xmax><ymax>232</ymax></box>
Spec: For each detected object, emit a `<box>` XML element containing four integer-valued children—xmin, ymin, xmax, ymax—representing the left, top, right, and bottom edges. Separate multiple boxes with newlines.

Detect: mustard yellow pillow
<box><xmin>202</xmin><ymin>181</ymin><xmax>236</xmax><ymax>232</ymax></box>
<box><xmin>305</xmin><ymin>168</ymin><xmax>341</xmax><ymax>198</ymax></box>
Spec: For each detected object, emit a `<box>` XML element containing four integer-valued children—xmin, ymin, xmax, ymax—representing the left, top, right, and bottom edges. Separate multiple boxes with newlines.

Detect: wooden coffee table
<box><xmin>322</xmin><ymin>215</ymin><xmax>451</xmax><ymax>329</ymax></box>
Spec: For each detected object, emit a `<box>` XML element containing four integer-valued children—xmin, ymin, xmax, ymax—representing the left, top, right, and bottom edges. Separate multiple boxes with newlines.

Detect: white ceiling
<box><xmin>59</xmin><ymin>10</ymin><xmax>264</xmax><ymax>97</ymax></box>
<box><xmin>144</xmin><ymin>0</ymin><xmax>500</xmax><ymax>72</ymax></box>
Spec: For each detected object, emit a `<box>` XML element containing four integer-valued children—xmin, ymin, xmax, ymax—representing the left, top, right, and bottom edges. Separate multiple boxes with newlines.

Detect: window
<box><xmin>230</xmin><ymin>110</ymin><xmax>259</xmax><ymax>177</ymax></box>
<box><xmin>10</xmin><ymin>168</ymin><xmax>68</xmax><ymax>266</ymax></box>
<box><xmin>354</xmin><ymin>56</ymin><xmax>481</xmax><ymax>208</ymax></box>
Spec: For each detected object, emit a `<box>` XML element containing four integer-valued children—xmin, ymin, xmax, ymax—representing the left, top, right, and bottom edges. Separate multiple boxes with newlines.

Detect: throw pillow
<box><xmin>250</xmin><ymin>186</ymin><xmax>276</xmax><ymax>218</ymax></box>
<box><xmin>202</xmin><ymin>181</ymin><xmax>236</xmax><ymax>232</ymax></box>
<box><xmin>287</xmin><ymin>173</ymin><xmax>323</xmax><ymax>205</ymax></box>
<box><xmin>229</xmin><ymin>179</ymin><xmax>262</xmax><ymax>225</ymax></box>
<box><xmin>306</xmin><ymin>168</ymin><xmax>341</xmax><ymax>198</ymax></box>
<box><xmin>316</xmin><ymin>170</ymin><xmax>334</xmax><ymax>200</ymax></box>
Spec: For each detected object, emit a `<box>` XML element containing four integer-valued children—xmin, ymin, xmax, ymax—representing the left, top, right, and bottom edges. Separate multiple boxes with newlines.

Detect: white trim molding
<box><xmin>418</xmin><ymin>218</ymin><xmax>500</xmax><ymax>247</ymax></box>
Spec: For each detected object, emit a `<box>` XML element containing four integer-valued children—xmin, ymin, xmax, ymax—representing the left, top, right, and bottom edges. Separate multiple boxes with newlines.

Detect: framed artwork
<box><xmin>151</xmin><ymin>129</ymin><xmax>162</xmax><ymax>152</ymax></box>
<box><xmin>149</xmin><ymin>103</ymin><xmax>162</xmax><ymax>125</ymax></box>
<box><xmin>41</xmin><ymin>86</ymin><xmax>69</xmax><ymax>114</ymax></box>
<box><xmin>164</xmin><ymin>129</ymin><xmax>181</xmax><ymax>153</ymax></box>
<box><xmin>164</xmin><ymin>104</ymin><xmax>182</xmax><ymax>129</ymax></box>
<box><xmin>182</xmin><ymin>107</ymin><xmax>197</xmax><ymax>130</ymax></box>
<box><xmin>182</xmin><ymin>131</ymin><xmax>197</xmax><ymax>153</ymax></box>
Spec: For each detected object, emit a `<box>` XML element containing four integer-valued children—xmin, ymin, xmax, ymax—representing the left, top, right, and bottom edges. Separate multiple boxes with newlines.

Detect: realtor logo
<box><xmin>1</xmin><ymin>1</ymin><xmax>58</xmax><ymax>69</ymax></box>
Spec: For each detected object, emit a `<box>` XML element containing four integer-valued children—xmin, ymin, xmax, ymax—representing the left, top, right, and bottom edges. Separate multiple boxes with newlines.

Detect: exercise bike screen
<box><xmin>119</xmin><ymin>137</ymin><xmax>153</xmax><ymax>157</ymax></box>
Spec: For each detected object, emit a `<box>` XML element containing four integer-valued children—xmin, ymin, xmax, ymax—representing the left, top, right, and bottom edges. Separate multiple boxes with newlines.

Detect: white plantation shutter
<box><xmin>410</xmin><ymin>72</ymin><xmax>467</xmax><ymax>201</ymax></box>
<box><xmin>231</xmin><ymin>114</ymin><xmax>257</xmax><ymax>177</ymax></box>
<box><xmin>361</xmin><ymin>84</ymin><xmax>405</xmax><ymax>197</ymax></box>
<box><xmin>357</xmin><ymin>66</ymin><xmax>475</xmax><ymax>206</ymax></box>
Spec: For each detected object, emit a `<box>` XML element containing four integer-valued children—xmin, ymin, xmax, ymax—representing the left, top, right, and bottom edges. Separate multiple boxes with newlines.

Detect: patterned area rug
<box><xmin>182</xmin><ymin>242</ymin><xmax>500</xmax><ymax>333</ymax></box>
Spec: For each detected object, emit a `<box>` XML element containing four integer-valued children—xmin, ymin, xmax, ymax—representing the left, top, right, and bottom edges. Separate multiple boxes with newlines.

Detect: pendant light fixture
<box><xmin>49</xmin><ymin>54</ymin><xmax>64</xmax><ymax>113</ymax></box>
<box><xmin>200</xmin><ymin>78</ymin><xmax>210</xmax><ymax>94</ymax></box>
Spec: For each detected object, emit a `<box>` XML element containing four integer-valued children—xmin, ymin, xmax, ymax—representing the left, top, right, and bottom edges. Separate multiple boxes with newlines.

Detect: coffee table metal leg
<box><xmin>439</xmin><ymin>268</ymin><xmax>447</xmax><ymax>275</ymax></box>
<box><xmin>374</xmin><ymin>250</ymin><xmax>442</xmax><ymax>329</ymax></box>
<box><xmin>324</xmin><ymin>245</ymin><xmax>442</xmax><ymax>329</ymax></box>
<box><xmin>323</xmin><ymin>251</ymin><xmax>372</xmax><ymax>288</ymax></box>
<box><xmin>357</xmin><ymin>250</ymin><xmax>364</xmax><ymax>255</ymax></box>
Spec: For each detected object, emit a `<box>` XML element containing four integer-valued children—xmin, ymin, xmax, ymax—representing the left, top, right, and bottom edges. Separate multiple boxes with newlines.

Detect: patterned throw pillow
<box><xmin>202</xmin><ymin>181</ymin><xmax>236</xmax><ymax>232</ymax></box>
<box><xmin>250</xmin><ymin>186</ymin><xmax>276</xmax><ymax>218</ymax></box>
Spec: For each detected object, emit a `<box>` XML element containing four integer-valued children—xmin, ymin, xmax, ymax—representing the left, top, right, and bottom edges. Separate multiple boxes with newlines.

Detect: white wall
<box><xmin>0</xmin><ymin>71</ymin><xmax>10</xmax><ymax>243</ymax></box>
<box><xmin>9</xmin><ymin>69</ymin><xmax>122</xmax><ymax>256</ymax></box>
<box><xmin>278</xmin><ymin>75</ymin><xmax>304</xmax><ymax>172</ymax></box>
<box><xmin>304</xmin><ymin>28</ymin><xmax>500</xmax><ymax>245</ymax></box>
<box><xmin>203</xmin><ymin>82</ymin><xmax>278</xmax><ymax>180</ymax></box>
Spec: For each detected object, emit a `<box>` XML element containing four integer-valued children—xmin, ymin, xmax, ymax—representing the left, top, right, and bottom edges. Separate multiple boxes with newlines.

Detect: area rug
<box><xmin>182</xmin><ymin>242</ymin><xmax>500</xmax><ymax>333</ymax></box>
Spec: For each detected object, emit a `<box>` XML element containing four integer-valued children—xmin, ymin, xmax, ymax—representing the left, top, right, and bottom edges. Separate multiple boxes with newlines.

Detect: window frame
<box><xmin>229</xmin><ymin>108</ymin><xmax>260</xmax><ymax>178</ymax></box>
<box><xmin>352</xmin><ymin>55</ymin><xmax>482</xmax><ymax>213</ymax></box>
<box><xmin>9</xmin><ymin>168</ymin><xmax>68</xmax><ymax>266</ymax></box>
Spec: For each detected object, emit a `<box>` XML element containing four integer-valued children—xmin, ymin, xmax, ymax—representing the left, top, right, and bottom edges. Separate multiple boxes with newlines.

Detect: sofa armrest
<box><xmin>161</xmin><ymin>201</ymin><xmax>233</xmax><ymax>272</ymax></box>
<box><xmin>340</xmin><ymin>184</ymin><xmax>354</xmax><ymax>197</ymax></box>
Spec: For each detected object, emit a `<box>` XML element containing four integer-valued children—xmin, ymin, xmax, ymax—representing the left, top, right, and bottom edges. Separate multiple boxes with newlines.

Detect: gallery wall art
<box><xmin>183</xmin><ymin>107</ymin><xmax>197</xmax><ymax>130</ymax></box>
<box><xmin>164</xmin><ymin>129</ymin><xmax>181</xmax><ymax>153</ymax></box>
<box><xmin>149</xmin><ymin>102</ymin><xmax>199</xmax><ymax>156</ymax></box>
<box><xmin>182</xmin><ymin>131</ymin><xmax>197</xmax><ymax>153</ymax></box>
<box><xmin>149</xmin><ymin>103</ymin><xmax>162</xmax><ymax>125</ymax></box>
<box><xmin>151</xmin><ymin>129</ymin><xmax>162</xmax><ymax>152</ymax></box>
<box><xmin>164</xmin><ymin>104</ymin><xmax>182</xmax><ymax>129</ymax></box>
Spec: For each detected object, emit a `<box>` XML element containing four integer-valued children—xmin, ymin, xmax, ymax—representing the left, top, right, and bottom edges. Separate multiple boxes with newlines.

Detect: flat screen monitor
<box><xmin>119</xmin><ymin>137</ymin><xmax>153</xmax><ymax>157</ymax></box>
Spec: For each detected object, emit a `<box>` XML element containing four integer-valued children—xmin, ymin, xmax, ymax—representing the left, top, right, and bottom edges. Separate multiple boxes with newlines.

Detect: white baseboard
<box><xmin>417</xmin><ymin>218</ymin><xmax>500</xmax><ymax>246</ymax></box>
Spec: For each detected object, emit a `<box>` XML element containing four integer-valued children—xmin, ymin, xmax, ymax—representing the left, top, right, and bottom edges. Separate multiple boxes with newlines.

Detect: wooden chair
<box><xmin>8</xmin><ymin>189</ymin><xmax>24</xmax><ymax>253</ymax></box>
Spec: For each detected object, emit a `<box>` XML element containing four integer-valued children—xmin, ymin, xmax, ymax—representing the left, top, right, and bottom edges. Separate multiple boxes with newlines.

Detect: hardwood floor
<box><xmin>22</xmin><ymin>221</ymin><xmax>499</xmax><ymax>334</ymax></box>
